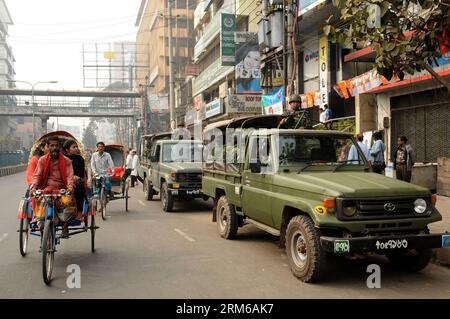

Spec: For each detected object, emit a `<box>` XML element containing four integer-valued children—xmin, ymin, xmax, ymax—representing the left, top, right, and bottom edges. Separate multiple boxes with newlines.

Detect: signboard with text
<box><xmin>205</xmin><ymin>99</ymin><xmax>223</xmax><ymax>119</ymax></box>
<box><xmin>319</xmin><ymin>36</ymin><xmax>328</xmax><ymax>107</ymax></box>
<box><xmin>221</xmin><ymin>13</ymin><xmax>236</xmax><ymax>66</ymax></box>
<box><xmin>227</xmin><ymin>94</ymin><xmax>262</xmax><ymax>113</ymax></box>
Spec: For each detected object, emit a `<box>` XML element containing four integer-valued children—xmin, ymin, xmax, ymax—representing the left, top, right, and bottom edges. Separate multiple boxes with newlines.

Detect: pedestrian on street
<box><xmin>122</xmin><ymin>148</ymin><xmax>133</xmax><ymax>185</ymax></box>
<box><xmin>347</xmin><ymin>133</ymin><xmax>370</xmax><ymax>164</ymax></box>
<box><xmin>370</xmin><ymin>131</ymin><xmax>386</xmax><ymax>174</ymax></box>
<box><xmin>130</xmin><ymin>149</ymin><xmax>144</xmax><ymax>187</ymax></box>
<box><xmin>393</xmin><ymin>135</ymin><xmax>415</xmax><ymax>183</ymax></box>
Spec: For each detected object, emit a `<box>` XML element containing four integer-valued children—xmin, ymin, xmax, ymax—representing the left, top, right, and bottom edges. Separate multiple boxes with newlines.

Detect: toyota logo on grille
<box><xmin>384</xmin><ymin>202</ymin><xmax>396</xmax><ymax>212</ymax></box>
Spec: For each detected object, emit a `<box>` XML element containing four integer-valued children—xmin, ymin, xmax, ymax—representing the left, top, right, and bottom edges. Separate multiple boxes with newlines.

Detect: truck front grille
<box><xmin>176</xmin><ymin>173</ymin><xmax>202</xmax><ymax>188</ymax></box>
<box><xmin>336</xmin><ymin>197</ymin><xmax>432</xmax><ymax>221</ymax></box>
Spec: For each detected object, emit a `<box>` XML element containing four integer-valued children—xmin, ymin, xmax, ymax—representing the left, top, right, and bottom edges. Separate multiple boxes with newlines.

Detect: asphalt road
<box><xmin>1</xmin><ymin>172</ymin><xmax>449</xmax><ymax>298</ymax></box>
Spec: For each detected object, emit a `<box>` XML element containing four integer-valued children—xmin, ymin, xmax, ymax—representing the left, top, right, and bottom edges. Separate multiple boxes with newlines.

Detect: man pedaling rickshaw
<box><xmin>90</xmin><ymin>141</ymin><xmax>115</xmax><ymax>199</ymax></box>
<box><xmin>29</xmin><ymin>135</ymin><xmax>75</xmax><ymax>237</ymax></box>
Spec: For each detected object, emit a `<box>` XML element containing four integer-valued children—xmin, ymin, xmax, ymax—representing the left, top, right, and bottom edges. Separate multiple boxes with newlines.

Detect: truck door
<box><xmin>242</xmin><ymin>136</ymin><xmax>274</xmax><ymax>226</ymax></box>
<box><xmin>151</xmin><ymin>144</ymin><xmax>161</xmax><ymax>190</ymax></box>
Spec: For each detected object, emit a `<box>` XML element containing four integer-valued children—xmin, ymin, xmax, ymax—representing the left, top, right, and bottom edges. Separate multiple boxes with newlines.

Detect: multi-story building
<box><xmin>187</xmin><ymin>0</ymin><xmax>262</xmax><ymax>129</ymax></box>
<box><xmin>0</xmin><ymin>0</ymin><xmax>16</xmax><ymax>139</ymax></box>
<box><xmin>135</xmin><ymin>0</ymin><xmax>196</xmax><ymax>133</ymax></box>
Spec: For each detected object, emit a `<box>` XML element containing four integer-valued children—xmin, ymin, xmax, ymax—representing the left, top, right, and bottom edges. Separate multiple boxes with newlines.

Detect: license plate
<box><xmin>375</xmin><ymin>239</ymin><xmax>408</xmax><ymax>250</ymax></box>
<box><xmin>186</xmin><ymin>190</ymin><xmax>200</xmax><ymax>195</ymax></box>
<box><xmin>334</xmin><ymin>240</ymin><xmax>350</xmax><ymax>253</ymax></box>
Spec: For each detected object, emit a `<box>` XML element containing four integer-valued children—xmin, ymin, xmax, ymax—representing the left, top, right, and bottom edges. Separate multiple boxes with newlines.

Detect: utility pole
<box><xmin>168</xmin><ymin>0</ymin><xmax>176</xmax><ymax>127</ymax></box>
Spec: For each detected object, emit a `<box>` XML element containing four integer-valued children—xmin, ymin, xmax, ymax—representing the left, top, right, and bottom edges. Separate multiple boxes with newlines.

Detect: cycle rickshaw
<box><xmin>93</xmin><ymin>144</ymin><xmax>130</xmax><ymax>220</ymax></box>
<box><xmin>17</xmin><ymin>131</ymin><xmax>98</xmax><ymax>285</ymax></box>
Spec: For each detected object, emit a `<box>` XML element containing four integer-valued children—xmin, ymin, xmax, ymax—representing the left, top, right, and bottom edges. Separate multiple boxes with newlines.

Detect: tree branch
<box><xmin>420</xmin><ymin>62</ymin><xmax>450</xmax><ymax>91</ymax></box>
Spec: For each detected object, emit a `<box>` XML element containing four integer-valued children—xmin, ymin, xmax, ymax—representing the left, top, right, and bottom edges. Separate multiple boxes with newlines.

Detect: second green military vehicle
<box><xmin>202</xmin><ymin>115</ymin><xmax>448</xmax><ymax>282</ymax></box>
<box><xmin>140</xmin><ymin>133</ymin><xmax>204</xmax><ymax>212</ymax></box>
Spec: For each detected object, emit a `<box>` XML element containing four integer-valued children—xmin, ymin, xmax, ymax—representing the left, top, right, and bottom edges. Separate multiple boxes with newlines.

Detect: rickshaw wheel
<box><xmin>125</xmin><ymin>188</ymin><xmax>129</xmax><ymax>212</ymax></box>
<box><xmin>100</xmin><ymin>188</ymin><xmax>107</xmax><ymax>221</ymax></box>
<box><xmin>42</xmin><ymin>219</ymin><xmax>55</xmax><ymax>285</ymax></box>
<box><xmin>90</xmin><ymin>215</ymin><xmax>96</xmax><ymax>253</ymax></box>
<box><xmin>19</xmin><ymin>218</ymin><xmax>29</xmax><ymax>257</ymax></box>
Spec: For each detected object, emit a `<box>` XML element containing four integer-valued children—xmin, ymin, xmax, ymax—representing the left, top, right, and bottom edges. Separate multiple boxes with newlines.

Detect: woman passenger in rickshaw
<box><xmin>26</xmin><ymin>139</ymin><xmax>49</xmax><ymax>186</ymax></box>
<box><xmin>63</xmin><ymin>139</ymin><xmax>86</xmax><ymax>220</ymax></box>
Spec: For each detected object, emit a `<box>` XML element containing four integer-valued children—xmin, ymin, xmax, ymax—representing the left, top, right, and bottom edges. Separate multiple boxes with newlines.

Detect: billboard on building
<box><xmin>148</xmin><ymin>94</ymin><xmax>169</xmax><ymax>112</ymax></box>
<box><xmin>221</xmin><ymin>13</ymin><xmax>236</xmax><ymax>66</ymax></box>
<box><xmin>235</xmin><ymin>32</ymin><xmax>262</xmax><ymax>94</ymax></box>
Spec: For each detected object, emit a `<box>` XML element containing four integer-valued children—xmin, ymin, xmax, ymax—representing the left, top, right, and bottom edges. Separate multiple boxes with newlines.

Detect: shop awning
<box><xmin>344</xmin><ymin>47</ymin><xmax>376</xmax><ymax>63</ymax></box>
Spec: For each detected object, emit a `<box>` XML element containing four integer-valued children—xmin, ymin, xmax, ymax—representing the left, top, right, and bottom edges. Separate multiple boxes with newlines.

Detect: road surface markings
<box><xmin>138</xmin><ymin>200</ymin><xmax>146</xmax><ymax>207</ymax></box>
<box><xmin>0</xmin><ymin>233</ymin><xmax>8</xmax><ymax>244</ymax></box>
<box><xmin>174</xmin><ymin>228</ymin><xmax>195</xmax><ymax>242</ymax></box>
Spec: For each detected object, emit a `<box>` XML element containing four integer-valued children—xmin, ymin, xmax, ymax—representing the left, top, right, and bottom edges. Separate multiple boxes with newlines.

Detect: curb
<box><xmin>0</xmin><ymin>164</ymin><xmax>27</xmax><ymax>177</ymax></box>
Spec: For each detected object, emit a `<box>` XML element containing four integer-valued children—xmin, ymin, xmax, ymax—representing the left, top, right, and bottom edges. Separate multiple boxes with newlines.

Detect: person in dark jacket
<box><xmin>393</xmin><ymin>135</ymin><xmax>415</xmax><ymax>182</ymax></box>
<box><xmin>64</xmin><ymin>139</ymin><xmax>86</xmax><ymax>217</ymax></box>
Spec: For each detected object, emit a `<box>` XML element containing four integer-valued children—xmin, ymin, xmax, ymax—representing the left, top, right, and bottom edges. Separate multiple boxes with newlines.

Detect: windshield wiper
<box><xmin>332</xmin><ymin>160</ymin><xmax>365</xmax><ymax>172</ymax></box>
<box><xmin>297</xmin><ymin>162</ymin><xmax>316</xmax><ymax>173</ymax></box>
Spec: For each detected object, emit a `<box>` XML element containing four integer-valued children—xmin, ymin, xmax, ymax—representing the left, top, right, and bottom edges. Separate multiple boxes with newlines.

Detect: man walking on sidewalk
<box><xmin>393</xmin><ymin>135</ymin><xmax>415</xmax><ymax>183</ymax></box>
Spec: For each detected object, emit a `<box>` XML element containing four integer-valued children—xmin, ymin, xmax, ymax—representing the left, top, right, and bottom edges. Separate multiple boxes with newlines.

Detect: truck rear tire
<box><xmin>285</xmin><ymin>215</ymin><xmax>327</xmax><ymax>283</ymax></box>
<box><xmin>161</xmin><ymin>182</ymin><xmax>174</xmax><ymax>212</ymax></box>
<box><xmin>386</xmin><ymin>248</ymin><xmax>432</xmax><ymax>272</ymax></box>
<box><xmin>145</xmin><ymin>179</ymin><xmax>154</xmax><ymax>201</ymax></box>
<box><xmin>216</xmin><ymin>196</ymin><xmax>238</xmax><ymax>239</ymax></box>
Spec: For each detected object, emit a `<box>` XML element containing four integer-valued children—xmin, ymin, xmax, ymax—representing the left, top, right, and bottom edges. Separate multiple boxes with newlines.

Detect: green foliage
<box><xmin>325</xmin><ymin>0</ymin><xmax>450</xmax><ymax>82</ymax></box>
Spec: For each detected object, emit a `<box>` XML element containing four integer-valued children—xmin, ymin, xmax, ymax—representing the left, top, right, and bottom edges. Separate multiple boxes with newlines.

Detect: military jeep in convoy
<box><xmin>202</xmin><ymin>115</ymin><xmax>447</xmax><ymax>282</ymax></box>
<box><xmin>139</xmin><ymin>132</ymin><xmax>204</xmax><ymax>212</ymax></box>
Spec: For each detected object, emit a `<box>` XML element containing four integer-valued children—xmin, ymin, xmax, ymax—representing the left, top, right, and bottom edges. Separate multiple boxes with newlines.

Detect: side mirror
<box><xmin>249</xmin><ymin>162</ymin><xmax>261</xmax><ymax>173</ymax></box>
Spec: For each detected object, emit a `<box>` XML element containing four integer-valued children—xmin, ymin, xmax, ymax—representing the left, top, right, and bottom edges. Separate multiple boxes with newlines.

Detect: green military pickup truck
<box><xmin>202</xmin><ymin>115</ymin><xmax>448</xmax><ymax>282</ymax></box>
<box><xmin>140</xmin><ymin>132</ymin><xmax>204</xmax><ymax>212</ymax></box>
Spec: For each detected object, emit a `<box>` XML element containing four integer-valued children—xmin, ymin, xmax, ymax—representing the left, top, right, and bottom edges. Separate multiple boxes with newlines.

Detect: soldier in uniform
<box><xmin>279</xmin><ymin>94</ymin><xmax>312</xmax><ymax>129</ymax></box>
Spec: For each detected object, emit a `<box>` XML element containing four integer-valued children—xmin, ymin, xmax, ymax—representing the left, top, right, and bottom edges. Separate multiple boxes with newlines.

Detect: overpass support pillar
<box><xmin>39</xmin><ymin>115</ymin><xmax>49</xmax><ymax>135</ymax></box>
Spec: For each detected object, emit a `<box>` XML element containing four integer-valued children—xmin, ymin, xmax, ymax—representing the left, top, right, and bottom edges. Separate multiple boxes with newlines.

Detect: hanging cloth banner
<box><xmin>335</xmin><ymin>69</ymin><xmax>391</xmax><ymax>98</ymax></box>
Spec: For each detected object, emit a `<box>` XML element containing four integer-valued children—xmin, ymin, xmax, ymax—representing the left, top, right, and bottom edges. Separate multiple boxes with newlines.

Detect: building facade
<box><xmin>0</xmin><ymin>0</ymin><xmax>16</xmax><ymax>140</ymax></box>
<box><xmin>135</xmin><ymin>0</ymin><xmax>196</xmax><ymax>133</ymax></box>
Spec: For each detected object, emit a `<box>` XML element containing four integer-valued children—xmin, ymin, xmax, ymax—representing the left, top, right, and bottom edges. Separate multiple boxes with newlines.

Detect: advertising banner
<box><xmin>148</xmin><ymin>94</ymin><xmax>169</xmax><ymax>112</ymax></box>
<box><xmin>235</xmin><ymin>32</ymin><xmax>262</xmax><ymax>93</ymax></box>
<box><xmin>221</xmin><ymin>13</ymin><xmax>236</xmax><ymax>66</ymax></box>
<box><xmin>262</xmin><ymin>87</ymin><xmax>284</xmax><ymax>115</ymax></box>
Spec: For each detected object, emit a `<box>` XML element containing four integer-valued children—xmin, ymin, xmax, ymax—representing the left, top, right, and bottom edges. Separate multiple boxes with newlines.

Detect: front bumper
<box><xmin>321</xmin><ymin>233</ymin><xmax>450</xmax><ymax>254</ymax></box>
<box><xmin>169</xmin><ymin>188</ymin><xmax>203</xmax><ymax>197</ymax></box>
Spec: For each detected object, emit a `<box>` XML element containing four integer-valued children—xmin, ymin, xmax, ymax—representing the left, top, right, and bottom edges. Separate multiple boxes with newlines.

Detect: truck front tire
<box><xmin>285</xmin><ymin>215</ymin><xmax>327</xmax><ymax>283</ymax></box>
<box><xmin>386</xmin><ymin>248</ymin><xmax>432</xmax><ymax>272</ymax></box>
<box><xmin>161</xmin><ymin>182</ymin><xmax>174</xmax><ymax>212</ymax></box>
<box><xmin>144</xmin><ymin>179</ymin><xmax>154</xmax><ymax>201</ymax></box>
<box><xmin>216</xmin><ymin>196</ymin><xmax>238</xmax><ymax>239</ymax></box>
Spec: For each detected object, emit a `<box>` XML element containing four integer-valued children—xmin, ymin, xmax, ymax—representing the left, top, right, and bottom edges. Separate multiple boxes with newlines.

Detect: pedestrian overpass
<box><xmin>0</xmin><ymin>88</ymin><xmax>141</xmax><ymax>118</ymax></box>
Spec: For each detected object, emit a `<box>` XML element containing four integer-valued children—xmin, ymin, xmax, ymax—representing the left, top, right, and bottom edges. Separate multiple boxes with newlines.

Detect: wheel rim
<box><xmin>91</xmin><ymin>216</ymin><xmax>95</xmax><ymax>252</ymax></box>
<box><xmin>45</xmin><ymin>230</ymin><xmax>54</xmax><ymax>280</ymax></box>
<box><xmin>291</xmin><ymin>230</ymin><xmax>308</xmax><ymax>268</ymax></box>
<box><xmin>23</xmin><ymin>219</ymin><xmax>29</xmax><ymax>253</ymax></box>
<box><xmin>162</xmin><ymin>188</ymin><xmax>167</xmax><ymax>207</ymax></box>
<box><xmin>218</xmin><ymin>206</ymin><xmax>227</xmax><ymax>232</ymax></box>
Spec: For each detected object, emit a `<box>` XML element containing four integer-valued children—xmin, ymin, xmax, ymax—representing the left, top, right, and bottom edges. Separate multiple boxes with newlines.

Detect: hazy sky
<box><xmin>6</xmin><ymin>0</ymin><xmax>142</xmax><ymax>127</ymax></box>
<box><xmin>7</xmin><ymin>0</ymin><xmax>142</xmax><ymax>89</ymax></box>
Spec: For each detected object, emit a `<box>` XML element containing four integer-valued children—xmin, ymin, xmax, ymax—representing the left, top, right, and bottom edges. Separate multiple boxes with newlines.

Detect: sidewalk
<box><xmin>430</xmin><ymin>195</ymin><xmax>450</xmax><ymax>267</ymax></box>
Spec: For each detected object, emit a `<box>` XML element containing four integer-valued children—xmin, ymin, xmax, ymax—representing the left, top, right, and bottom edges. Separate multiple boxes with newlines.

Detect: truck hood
<box><xmin>160</xmin><ymin>162</ymin><xmax>202</xmax><ymax>172</ymax></box>
<box><xmin>273</xmin><ymin>171</ymin><xmax>431</xmax><ymax>198</ymax></box>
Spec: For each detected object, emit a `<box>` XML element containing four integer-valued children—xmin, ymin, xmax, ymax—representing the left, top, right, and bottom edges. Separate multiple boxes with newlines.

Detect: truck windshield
<box><xmin>277</xmin><ymin>134</ymin><xmax>368</xmax><ymax>169</ymax></box>
<box><xmin>162</xmin><ymin>143</ymin><xmax>203</xmax><ymax>163</ymax></box>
